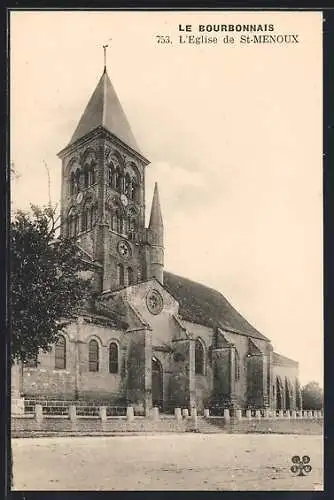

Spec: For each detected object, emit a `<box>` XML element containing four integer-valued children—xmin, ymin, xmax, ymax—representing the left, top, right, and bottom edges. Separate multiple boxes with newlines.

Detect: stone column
<box><xmin>262</xmin><ymin>354</ymin><xmax>269</xmax><ymax>407</ymax></box>
<box><xmin>212</xmin><ymin>347</ymin><xmax>232</xmax><ymax>407</ymax></box>
<box><xmin>267</xmin><ymin>346</ymin><xmax>274</xmax><ymax>409</ymax></box>
<box><xmin>188</xmin><ymin>339</ymin><xmax>196</xmax><ymax>409</ymax></box>
<box><xmin>229</xmin><ymin>348</ymin><xmax>237</xmax><ymax>408</ymax></box>
<box><xmin>144</xmin><ymin>329</ymin><xmax>153</xmax><ymax>416</ymax></box>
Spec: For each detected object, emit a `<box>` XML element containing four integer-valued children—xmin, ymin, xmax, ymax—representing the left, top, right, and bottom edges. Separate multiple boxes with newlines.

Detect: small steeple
<box><xmin>148</xmin><ymin>182</ymin><xmax>164</xmax><ymax>283</ymax></box>
<box><xmin>149</xmin><ymin>182</ymin><xmax>163</xmax><ymax>236</ymax></box>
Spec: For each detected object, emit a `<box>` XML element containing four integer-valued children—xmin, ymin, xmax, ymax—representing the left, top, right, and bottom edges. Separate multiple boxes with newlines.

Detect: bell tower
<box><xmin>58</xmin><ymin>56</ymin><xmax>150</xmax><ymax>292</ymax></box>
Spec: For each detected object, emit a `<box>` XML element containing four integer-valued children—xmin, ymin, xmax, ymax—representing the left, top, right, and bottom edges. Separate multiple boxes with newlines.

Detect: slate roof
<box><xmin>163</xmin><ymin>271</ymin><xmax>270</xmax><ymax>342</ymax></box>
<box><xmin>69</xmin><ymin>68</ymin><xmax>140</xmax><ymax>152</ymax></box>
<box><xmin>273</xmin><ymin>352</ymin><xmax>298</xmax><ymax>367</ymax></box>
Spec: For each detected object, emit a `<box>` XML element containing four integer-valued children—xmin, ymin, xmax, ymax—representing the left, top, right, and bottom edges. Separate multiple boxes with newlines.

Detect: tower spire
<box><xmin>148</xmin><ymin>182</ymin><xmax>164</xmax><ymax>283</ymax></box>
<box><xmin>149</xmin><ymin>182</ymin><xmax>163</xmax><ymax>233</ymax></box>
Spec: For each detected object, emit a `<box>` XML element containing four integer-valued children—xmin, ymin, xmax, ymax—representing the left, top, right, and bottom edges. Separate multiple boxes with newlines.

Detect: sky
<box><xmin>10</xmin><ymin>10</ymin><xmax>323</xmax><ymax>386</ymax></box>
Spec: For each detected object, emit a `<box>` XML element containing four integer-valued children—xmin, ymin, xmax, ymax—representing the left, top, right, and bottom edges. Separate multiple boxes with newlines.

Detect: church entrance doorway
<box><xmin>152</xmin><ymin>357</ymin><xmax>163</xmax><ymax>410</ymax></box>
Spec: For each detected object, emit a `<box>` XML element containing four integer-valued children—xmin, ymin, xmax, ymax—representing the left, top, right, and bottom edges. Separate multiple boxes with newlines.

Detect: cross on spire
<box><xmin>103</xmin><ymin>44</ymin><xmax>108</xmax><ymax>71</ymax></box>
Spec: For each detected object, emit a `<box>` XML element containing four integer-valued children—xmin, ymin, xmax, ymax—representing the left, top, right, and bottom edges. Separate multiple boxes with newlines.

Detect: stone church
<box><xmin>18</xmin><ymin>64</ymin><xmax>302</xmax><ymax>414</ymax></box>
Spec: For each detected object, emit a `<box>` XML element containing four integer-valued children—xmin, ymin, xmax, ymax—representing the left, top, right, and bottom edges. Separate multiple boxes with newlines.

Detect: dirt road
<box><xmin>12</xmin><ymin>433</ymin><xmax>323</xmax><ymax>490</ymax></box>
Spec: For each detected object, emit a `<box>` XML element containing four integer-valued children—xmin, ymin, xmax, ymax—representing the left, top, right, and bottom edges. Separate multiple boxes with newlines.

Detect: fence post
<box><xmin>222</xmin><ymin>409</ymin><xmax>229</xmax><ymax>421</ymax></box>
<box><xmin>69</xmin><ymin>405</ymin><xmax>77</xmax><ymax>422</ymax></box>
<box><xmin>246</xmin><ymin>409</ymin><xmax>252</xmax><ymax>419</ymax></box>
<box><xmin>291</xmin><ymin>410</ymin><xmax>297</xmax><ymax>419</ymax></box>
<box><xmin>127</xmin><ymin>406</ymin><xmax>134</xmax><ymax>422</ymax></box>
<box><xmin>285</xmin><ymin>410</ymin><xmax>291</xmax><ymax>419</ymax></box>
<box><xmin>99</xmin><ymin>406</ymin><xmax>107</xmax><ymax>422</ymax></box>
<box><xmin>182</xmin><ymin>408</ymin><xmax>189</xmax><ymax>419</ymax></box>
<box><xmin>235</xmin><ymin>409</ymin><xmax>242</xmax><ymax>420</ymax></box>
<box><xmin>152</xmin><ymin>407</ymin><xmax>159</xmax><ymax>421</ymax></box>
<box><xmin>175</xmin><ymin>408</ymin><xmax>182</xmax><ymax>422</ymax></box>
<box><xmin>35</xmin><ymin>404</ymin><xmax>43</xmax><ymax>422</ymax></box>
<box><xmin>203</xmin><ymin>408</ymin><xmax>210</xmax><ymax>418</ymax></box>
<box><xmin>255</xmin><ymin>410</ymin><xmax>261</xmax><ymax>420</ymax></box>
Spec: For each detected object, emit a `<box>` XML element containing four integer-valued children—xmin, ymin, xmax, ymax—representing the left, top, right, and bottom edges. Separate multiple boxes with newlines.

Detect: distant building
<box><xmin>19</xmin><ymin>65</ymin><xmax>301</xmax><ymax>413</ymax></box>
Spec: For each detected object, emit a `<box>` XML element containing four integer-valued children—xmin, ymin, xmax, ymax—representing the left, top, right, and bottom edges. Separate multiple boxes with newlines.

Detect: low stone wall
<box><xmin>12</xmin><ymin>415</ymin><xmax>189</xmax><ymax>437</ymax></box>
<box><xmin>203</xmin><ymin>416</ymin><xmax>323</xmax><ymax>435</ymax></box>
<box><xmin>11</xmin><ymin>405</ymin><xmax>323</xmax><ymax>437</ymax></box>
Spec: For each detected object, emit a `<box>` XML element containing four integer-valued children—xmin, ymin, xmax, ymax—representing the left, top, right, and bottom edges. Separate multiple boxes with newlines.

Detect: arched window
<box><xmin>107</xmin><ymin>163</ymin><xmax>114</xmax><ymax>188</ymax></box>
<box><xmin>68</xmin><ymin>208</ymin><xmax>78</xmax><ymax>237</ymax></box>
<box><xmin>117</xmin><ymin>263</ymin><xmax>125</xmax><ymax>286</ymax></box>
<box><xmin>88</xmin><ymin>205</ymin><xmax>97</xmax><ymax>229</ymax></box>
<box><xmin>235</xmin><ymin>349</ymin><xmax>240</xmax><ymax>381</ymax></box>
<box><xmin>109</xmin><ymin>343</ymin><xmax>119</xmax><ymax>373</ymax></box>
<box><xmin>70</xmin><ymin>172</ymin><xmax>75</xmax><ymax>195</ymax></box>
<box><xmin>88</xmin><ymin>339</ymin><xmax>99</xmax><ymax>372</ymax></box>
<box><xmin>130</xmin><ymin>178</ymin><xmax>138</xmax><ymax>202</ymax></box>
<box><xmin>122</xmin><ymin>217</ymin><xmax>128</xmax><ymax>235</ymax></box>
<box><xmin>75</xmin><ymin>168</ymin><xmax>81</xmax><ymax>194</ymax></box>
<box><xmin>115</xmin><ymin>209</ymin><xmax>122</xmax><ymax>233</ymax></box>
<box><xmin>152</xmin><ymin>357</ymin><xmax>163</xmax><ymax>408</ymax></box>
<box><xmin>128</xmin><ymin>267</ymin><xmax>134</xmax><ymax>286</ymax></box>
<box><xmin>124</xmin><ymin>173</ymin><xmax>131</xmax><ymax>197</ymax></box>
<box><xmin>129</xmin><ymin>218</ymin><xmax>137</xmax><ymax>233</ymax></box>
<box><xmin>89</xmin><ymin>163</ymin><xmax>96</xmax><ymax>185</ymax></box>
<box><xmin>115</xmin><ymin>167</ymin><xmax>122</xmax><ymax>191</ymax></box>
<box><xmin>55</xmin><ymin>335</ymin><xmax>66</xmax><ymax>370</ymax></box>
<box><xmin>111</xmin><ymin>211</ymin><xmax>117</xmax><ymax>231</ymax></box>
<box><xmin>195</xmin><ymin>339</ymin><xmax>205</xmax><ymax>375</ymax></box>
<box><xmin>105</xmin><ymin>206</ymin><xmax>112</xmax><ymax>230</ymax></box>
<box><xmin>83</xmin><ymin>166</ymin><xmax>89</xmax><ymax>188</ymax></box>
